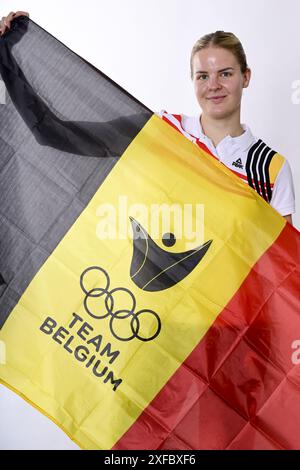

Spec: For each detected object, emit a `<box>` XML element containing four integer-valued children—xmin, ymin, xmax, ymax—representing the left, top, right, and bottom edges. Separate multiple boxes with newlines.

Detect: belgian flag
<box><xmin>0</xmin><ymin>16</ymin><xmax>300</xmax><ymax>450</ymax></box>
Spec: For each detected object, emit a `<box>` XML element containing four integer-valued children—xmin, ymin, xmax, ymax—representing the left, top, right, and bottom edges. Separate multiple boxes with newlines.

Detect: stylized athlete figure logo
<box><xmin>79</xmin><ymin>218</ymin><xmax>212</xmax><ymax>342</ymax></box>
<box><xmin>80</xmin><ymin>266</ymin><xmax>161</xmax><ymax>342</ymax></box>
<box><xmin>129</xmin><ymin>217</ymin><xmax>213</xmax><ymax>292</ymax></box>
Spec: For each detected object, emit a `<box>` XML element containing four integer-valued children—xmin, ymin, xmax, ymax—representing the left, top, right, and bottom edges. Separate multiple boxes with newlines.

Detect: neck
<box><xmin>200</xmin><ymin>111</ymin><xmax>244</xmax><ymax>147</ymax></box>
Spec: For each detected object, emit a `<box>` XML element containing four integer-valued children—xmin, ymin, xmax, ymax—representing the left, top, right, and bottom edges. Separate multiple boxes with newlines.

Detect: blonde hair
<box><xmin>190</xmin><ymin>31</ymin><xmax>248</xmax><ymax>79</ymax></box>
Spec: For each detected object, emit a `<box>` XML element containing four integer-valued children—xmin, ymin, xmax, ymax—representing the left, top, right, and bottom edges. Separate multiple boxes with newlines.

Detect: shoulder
<box><xmin>155</xmin><ymin>110</ymin><xmax>183</xmax><ymax>128</ymax></box>
<box><xmin>155</xmin><ymin>110</ymin><xmax>200</xmax><ymax>140</ymax></box>
<box><xmin>155</xmin><ymin>110</ymin><xmax>185</xmax><ymax>125</ymax></box>
<box><xmin>246</xmin><ymin>136</ymin><xmax>295</xmax><ymax>215</ymax></box>
<box><xmin>246</xmin><ymin>137</ymin><xmax>287</xmax><ymax>184</ymax></box>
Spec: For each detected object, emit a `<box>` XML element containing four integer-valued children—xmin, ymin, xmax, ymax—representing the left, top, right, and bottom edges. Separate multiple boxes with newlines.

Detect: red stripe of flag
<box><xmin>113</xmin><ymin>222</ymin><xmax>300</xmax><ymax>450</ymax></box>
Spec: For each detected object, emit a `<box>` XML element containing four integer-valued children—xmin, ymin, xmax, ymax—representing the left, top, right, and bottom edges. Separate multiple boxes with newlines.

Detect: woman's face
<box><xmin>192</xmin><ymin>46</ymin><xmax>251</xmax><ymax>120</ymax></box>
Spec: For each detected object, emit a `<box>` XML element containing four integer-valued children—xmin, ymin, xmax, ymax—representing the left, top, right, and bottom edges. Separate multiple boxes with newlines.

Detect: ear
<box><xmin>243</xmin><ymin>68</ymin><xmax>251</xmax><ymax>89</ymax></box>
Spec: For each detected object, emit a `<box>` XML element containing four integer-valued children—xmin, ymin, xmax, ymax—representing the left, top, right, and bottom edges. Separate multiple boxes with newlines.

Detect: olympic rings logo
<box><xmin>80</xmin><ymin>267</ymin><xmax>161</xmax><ymax>342</ymax></box>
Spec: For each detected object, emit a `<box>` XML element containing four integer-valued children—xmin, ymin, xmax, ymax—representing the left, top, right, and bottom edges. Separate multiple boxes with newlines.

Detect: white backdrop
<box><xmin>0</xmin><ymin>0</ymin><xmax>299</xmax><ymax>450</ymax></box>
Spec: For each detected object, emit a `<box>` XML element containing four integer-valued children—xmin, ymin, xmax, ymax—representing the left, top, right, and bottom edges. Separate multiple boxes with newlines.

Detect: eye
<box><xmin>196</xmin><ymin>74</ymin><xmax>209</xmax><ymax>81</ymax></box>
<box><xmin>162</xmin><ymin>233</ymin><xmax>176</xmax><ymax>247</ymax></box>
<box><xmin>220</xmin><ymin>71</ymin><xmax>233</xmax><ymax>78</ymax></box>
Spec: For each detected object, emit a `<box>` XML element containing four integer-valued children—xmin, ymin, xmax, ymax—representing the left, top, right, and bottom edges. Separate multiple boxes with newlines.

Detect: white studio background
<box><xmin>0</xmin><ymin>0</ymin><xmax>299</xmax><ymax>450</ymax></box>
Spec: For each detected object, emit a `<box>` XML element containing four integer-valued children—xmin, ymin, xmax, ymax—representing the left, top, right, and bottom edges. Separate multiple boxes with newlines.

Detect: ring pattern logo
<box><xmin>80</xmin><ymin>267</ymin><xmax>161</xmax><ymax>342</ymax></box>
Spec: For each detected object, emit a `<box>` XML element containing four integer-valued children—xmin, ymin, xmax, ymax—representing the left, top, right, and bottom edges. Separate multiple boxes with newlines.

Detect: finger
<box><xmin>0</xmin><ymin>12</ymin><xmax>13</xmax><ymax>31</ymax></box>
<box><xmin>4</xmin><ymin>11</ymin><xmax>16</xmax><ymax>28</ymax></box>
<box><xmin>13</xmin><ymin>11</ymin><xmax>29</xmax><ymax>18</ymax></box>
<box><xmin>0</xmin><ymin>11</ymin><xmax>29</xmax><ymax>35</ymax></box>
<box><xmin>0</xmin><ymin>17</ymin><xmax>7</xmax><ymax>35</ymax></box>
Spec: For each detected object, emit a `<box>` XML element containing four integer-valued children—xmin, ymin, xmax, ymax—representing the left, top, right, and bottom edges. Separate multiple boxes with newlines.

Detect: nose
<box><xmin>207</xmin><ymin>74</ymin><xmax>222</xmax><ymax>90</ymax></box>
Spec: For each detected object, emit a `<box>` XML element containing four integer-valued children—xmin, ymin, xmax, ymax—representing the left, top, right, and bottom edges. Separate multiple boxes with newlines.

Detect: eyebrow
<box><xmin>195</xmin><ymin>67</ymin><xmax>234</xmax><ymax>74</ymax></box>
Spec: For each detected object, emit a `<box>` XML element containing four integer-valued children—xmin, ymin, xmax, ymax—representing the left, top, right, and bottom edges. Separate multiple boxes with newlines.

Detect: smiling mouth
<box><xmin>207</xmin><ymin>96</ymin><xmax>227</xmax><ymax>102</ymax></box>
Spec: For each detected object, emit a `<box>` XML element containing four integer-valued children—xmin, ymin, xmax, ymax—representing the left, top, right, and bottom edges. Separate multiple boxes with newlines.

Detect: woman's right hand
<box><xmin>0</xmin><ymin>11</ymin><xmax>29</xmax><ymax>36</ymax></box>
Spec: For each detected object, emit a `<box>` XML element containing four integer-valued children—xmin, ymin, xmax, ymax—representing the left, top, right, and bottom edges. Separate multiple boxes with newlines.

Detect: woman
<box><xmin>0</xmin><ymin>12</ymin><xmax>295</xmax><ymax>223</ymax></box>
<box><xmin>159</xmin><ymin>31</ymin><xmax>295</xmax><ymax>224</ymax></box>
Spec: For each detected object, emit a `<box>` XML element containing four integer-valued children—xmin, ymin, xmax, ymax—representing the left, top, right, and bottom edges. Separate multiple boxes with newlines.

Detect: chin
<box><xmin>207</xmin><ymin>106</ymin><xmax>235</xmax><ymax>120</ymax></box>
<box><xmin>208</xmin><ymin>111</ymin><xmax>230</xmax><ymax>120</ymax></box>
